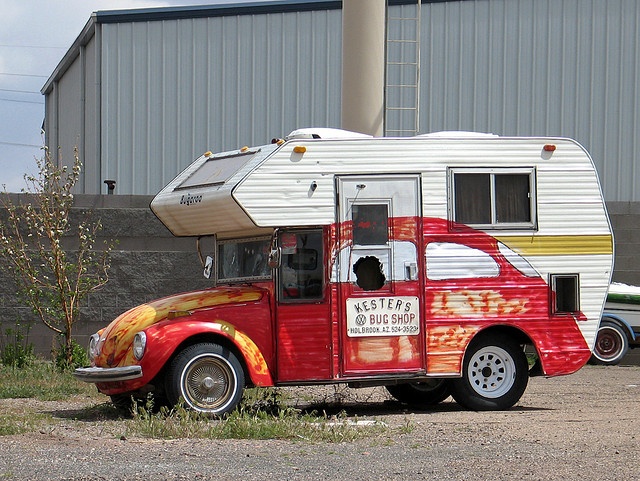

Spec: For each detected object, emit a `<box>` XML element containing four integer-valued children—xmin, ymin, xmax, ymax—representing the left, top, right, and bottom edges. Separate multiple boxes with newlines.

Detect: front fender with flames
<box><xmin>91</xmin><ymin>287</ymin><xmax>274</xmax><ymax>394</ymax></box>
<box><xmin>142</xmin><ymin>318</ymin><xmax>274</xmax><ymax>387</ymax></box>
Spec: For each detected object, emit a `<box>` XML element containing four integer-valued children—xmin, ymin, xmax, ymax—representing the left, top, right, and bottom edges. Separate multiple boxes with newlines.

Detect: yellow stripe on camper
<box><xmin>496</xmin><ymin>235</ymin><xmax>613</xmax><ymax>256</ymax></box>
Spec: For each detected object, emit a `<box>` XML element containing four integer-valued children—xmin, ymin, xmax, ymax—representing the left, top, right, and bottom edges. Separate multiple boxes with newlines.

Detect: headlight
<box><xmin>133</xmin><ymin>332</ymin><xmax>147</xmax><ymax>360</ymax></box>
<box><xmin>88</xmin><ymin>333</ymin><xmax>100</xmax><ymax>361</ymax></box>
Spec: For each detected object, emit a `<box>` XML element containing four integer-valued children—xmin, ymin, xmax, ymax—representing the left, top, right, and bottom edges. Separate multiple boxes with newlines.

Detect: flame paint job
<box><xmin>96</xmin><ymin>287</ymin><xmax>263</xmax><ymax>367</ymax></box>
<box><xmin>333</xmin><ymin>216</ymin><xmax>592</xmax><ymax>377</ymax></box>
<box><xmin>93</xmin><ymin>287</ymin><xmax>273</xmax><ymax>394</ymax></box>
<box><xmin>430</xmin><ymin>290</ymin><xmax>529</xmax><ymax>317</ymax></box>
<box><xmin>86</xmin><ymin>214</ymin><xmax>605</xmax><ymax>399</ymax></box>
<box><xmin>421</xmin><ymin>218</ymin><xmax>591</xmax><ymax>375</ymax></box>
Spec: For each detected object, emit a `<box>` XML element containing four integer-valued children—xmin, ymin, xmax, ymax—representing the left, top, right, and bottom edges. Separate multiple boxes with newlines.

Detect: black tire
<box><xmin>386</xmin><ymin>380</ymin><xmax>451</xmax><ymax>406</ymax></box>
<box><xmin>110</xmin><ymin>394</ymin><xmax>136</xmax><ymax>416</ymax></box>
<box><xmin>450</xmin><ymin>334</ymin><xmax>529</xmax><ymax>411</ymax></box>
<box><xmin>590</xmin><ymin>320</ymin><xmax>629</xmax><ymax>366</ymax></box>
<box><xmin>110</xmin><ymin>393</ymin><xmax>167</xmax><ymax>416</ymax></box>
<box><xmin>165</xmin><ymin>343</ymin><xmax>245</xmax><ymax>416</ymax></box>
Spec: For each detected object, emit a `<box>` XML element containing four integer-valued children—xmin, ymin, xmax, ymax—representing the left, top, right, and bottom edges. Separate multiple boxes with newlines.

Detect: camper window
<box><xmin>353</xmin><ymin>204</ymin><xmax>389</xmax><ymax>246</ymax></box>
<box><xmin>550</xmin><ymin>274</ymin><xmax>580</xmax><ymax>313</ymax></box>
<box><xmin>177</xmin><ymin>151</ymin><xmax>256</xmax><ymax>189</ymax></box>
<box><xmin>450</xmin><ymin>168</ymin><xmax>535</xmax><ymax>229</ymax></box>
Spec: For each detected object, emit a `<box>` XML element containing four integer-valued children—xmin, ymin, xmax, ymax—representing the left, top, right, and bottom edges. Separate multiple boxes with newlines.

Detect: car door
<box><xmin>275</xmin><ymin>228</ymin><xmax>332</xmax><ymax>381</ymax></box>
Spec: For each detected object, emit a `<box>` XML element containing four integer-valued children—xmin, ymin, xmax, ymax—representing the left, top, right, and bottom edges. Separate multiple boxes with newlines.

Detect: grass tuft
<box><xmin>0</xmin><ymin>366</ymin><xmax>404</xmax><ymax>443</ymax></box>
<box><xmin>0</xmin><ymin>361</ymin><xmax>95</xmax><ymax>401</ymax></box>
<box><xmin>122</xmin><ymin>387</ymin><xmax>388</xmax><ymax>442</ymax></box>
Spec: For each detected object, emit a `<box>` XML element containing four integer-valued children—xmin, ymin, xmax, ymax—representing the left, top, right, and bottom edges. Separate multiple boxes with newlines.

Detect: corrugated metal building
<box><xmin>42</xmin><ymin>0</ymin><xmax>639</xmax><ymax>201</ymax></box>
<box><xmin>42</xmin><ymin>1</ymin><xmax>344</xmax><ymax>195</ymax></box>
<box><xmin>41</xmin><ymin>0</ymin><xmax>639</xmax><ymax>281</ymax></box>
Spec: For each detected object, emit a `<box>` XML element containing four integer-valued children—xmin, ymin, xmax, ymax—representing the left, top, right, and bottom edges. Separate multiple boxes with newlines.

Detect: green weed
<box><xmin>121</xmin><ymin>387</ymin><xmax>386</xmax><ymax>442</ymax></box>
<box><xmin>0</xmin><ymin>323</ymin><xmax>34</xmax><ymax>368</ymax></box>
<box><xmin>0</xmin><ymin>367</ymin><xmax>394</xmax><ymax>443</ymax></box>
<box><xmin>0</xmin><ymin>361</ymin><xmax>94</xmax><ymax>400</ymax></box>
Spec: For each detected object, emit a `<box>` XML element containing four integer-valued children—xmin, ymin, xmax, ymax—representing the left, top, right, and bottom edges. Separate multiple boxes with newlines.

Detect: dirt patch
<box><xmin>1</xmin><ymin>365</ymin><xmax>639</xmax><ymax>480</ymax></box>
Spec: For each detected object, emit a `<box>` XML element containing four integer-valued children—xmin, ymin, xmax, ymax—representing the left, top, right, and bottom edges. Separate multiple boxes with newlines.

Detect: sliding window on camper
<box><xmin>449</xmin><ymin>168</ymin><xmax>537</xmax><ymax>229</ymax></box>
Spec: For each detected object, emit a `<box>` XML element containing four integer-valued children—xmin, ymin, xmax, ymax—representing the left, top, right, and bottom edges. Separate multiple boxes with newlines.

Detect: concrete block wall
<box><xmin>607</xmin><ymin>202</ymin><xmax>640</xmax><ymax>286</ymax></box>
<box><xmin>0</xmin><ymin>195</ymin><xmax>210</xmax><ymax>356</ymax></box>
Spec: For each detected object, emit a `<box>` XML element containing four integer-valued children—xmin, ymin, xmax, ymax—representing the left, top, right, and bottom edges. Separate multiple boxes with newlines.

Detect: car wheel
<box><xmin>590</xmin><ymin>320</ymin><xmax>629</xmax><ymax>366</ymax></box>
<box><xmin>386</xmin><ymin>379</ymin><xmax>451</xmax><ymax>406</ymax></box>
<box><xmin>166</xmin><ymin>343</ymin><xmax>245</xmax><ymax>416</ymax></box>
<box><xmin>450</xmin><ymin>334</ymin><xmax>528</xmax><ymax>411</ymax></box>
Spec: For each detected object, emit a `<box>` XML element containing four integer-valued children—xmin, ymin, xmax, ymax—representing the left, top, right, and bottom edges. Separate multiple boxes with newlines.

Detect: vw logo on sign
<box><xmin>355</xmin><ymin>314</ymin><xmax>367</xmax><ymax>326</ymax></box>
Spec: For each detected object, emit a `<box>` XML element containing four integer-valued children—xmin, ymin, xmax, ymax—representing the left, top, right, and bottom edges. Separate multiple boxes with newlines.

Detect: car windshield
<box><xmin>217</xmin><ymin>237</ymin><xmax>271</xmax><ymax>282</ymax></box>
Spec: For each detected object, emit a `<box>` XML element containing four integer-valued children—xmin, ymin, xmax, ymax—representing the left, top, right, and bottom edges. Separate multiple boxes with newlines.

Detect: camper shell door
<box><xmin>335</xmin><ymin>175</ymin><xmax>426</xmax><ymax>376</ymax></box>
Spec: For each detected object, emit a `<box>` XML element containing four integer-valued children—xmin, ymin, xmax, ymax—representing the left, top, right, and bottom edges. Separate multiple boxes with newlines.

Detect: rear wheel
<box><xmin>386</xmin><ymin>380</ymin><xmax>451</xmax><ymax>406</ymax></box>
<box><xmin>450</xmin><ymin>334</ymin><xmax>528</xmax><ymax>411</ymax></box>
<box><xmin>590</xmin><ymin>320</ymin><xmax>629</xmax><ymax>366</ymax></box>
<box><xmin>166</xmin><ymin>343</ymin><xmax>245</xmax><ymax>416</ymax></box>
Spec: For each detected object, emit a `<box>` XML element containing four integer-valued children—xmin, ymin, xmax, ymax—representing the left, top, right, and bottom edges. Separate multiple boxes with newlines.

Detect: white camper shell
<box><xmin>152</xmin><ymin>128</ymin><xmax>613</xmax><ymax>329</ymax></box>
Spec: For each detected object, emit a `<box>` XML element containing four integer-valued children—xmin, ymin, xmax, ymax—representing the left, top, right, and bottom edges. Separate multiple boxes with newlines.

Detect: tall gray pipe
<box><xmin>341</xmin><ymin>0</ymin><xmax>386</xmax><ymax>137</ymax></box>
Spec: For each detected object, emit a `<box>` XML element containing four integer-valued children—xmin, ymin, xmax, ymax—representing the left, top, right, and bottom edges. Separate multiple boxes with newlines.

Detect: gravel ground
<box><xmin>1</xmin><ymin>364</ymin><xmax>639</xmax><ymax>480</ymax></box>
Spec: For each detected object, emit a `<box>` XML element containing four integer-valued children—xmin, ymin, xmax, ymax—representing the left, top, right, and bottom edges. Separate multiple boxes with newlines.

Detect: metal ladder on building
<box><xmin>385</xmin><ymin>0</ymin><xmax>421</xmax><ymax>137</ymax></box>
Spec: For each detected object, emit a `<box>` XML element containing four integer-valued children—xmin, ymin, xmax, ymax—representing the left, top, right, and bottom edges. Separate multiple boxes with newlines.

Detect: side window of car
<box><xmin>279</xmin><ymin>230</ymin><xmax>324</xmax><ymax>301</ymax></box>
<box><xmin>426</xmin><ymin>242</ymin><xmax>499</xmax><ymax>280</ymax></box>
<box><xmin>351</xmin><ymin>203</ymin><xmax>390</xmax><ymax>291</ymax></box>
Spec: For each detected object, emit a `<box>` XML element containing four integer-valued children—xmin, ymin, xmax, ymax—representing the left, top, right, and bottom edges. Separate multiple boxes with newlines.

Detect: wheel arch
<box><xmin>467</xmin><ymin>325</ymin><xmax>533</xmax><ymax>351</ymax></box>
<box><xmin>147</xmin><ymin>321</ymin><xmax>274</xmax><ymax>389</ymax></box>
<box><xmin>169</xmin><ymin>333</ymin><xmax>252</xmax><ymax>387</ymax></box>
<box><xmin>464</xmin><ymin>325</ymin><xmax>536</xmax><ymax>373</ymax></box>
<box><xmin>450</xmin><ymin>326</ymin><xmax>531</xmax><ymax>410</ymax></box>
<box><xmin>600</xmin><ymin>313</ymin><xmax>636</xmax><ymax>342</ymax></box>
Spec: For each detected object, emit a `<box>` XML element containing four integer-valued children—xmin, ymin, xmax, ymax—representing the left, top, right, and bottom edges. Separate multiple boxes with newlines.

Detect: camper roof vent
<box><xmin>286</xmin><ymin>128</ymin><xmax>373</xmax><ymax>141</ymax></box>
<box><xmin>416</xmin><ymin>131</ymin><xmax>498</xmax><ymax>139</ymax></box>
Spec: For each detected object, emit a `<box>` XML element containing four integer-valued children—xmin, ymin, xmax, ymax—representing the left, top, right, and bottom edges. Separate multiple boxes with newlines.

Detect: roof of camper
<box><xmin>285</xmin><ymin>128</ymin><xmax>372</xmax><ymax>140</ymax></box>
<box><xmin>285</xmin><ymin>128</ymin><xmax>498</xmax><ymax>140</ymax></box>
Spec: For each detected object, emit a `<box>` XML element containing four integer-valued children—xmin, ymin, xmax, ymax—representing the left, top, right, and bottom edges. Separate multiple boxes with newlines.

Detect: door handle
<box><xmin>404</xmin><ymin>262</ymin><xmax>417</xmax><ymax>281</ymax></box>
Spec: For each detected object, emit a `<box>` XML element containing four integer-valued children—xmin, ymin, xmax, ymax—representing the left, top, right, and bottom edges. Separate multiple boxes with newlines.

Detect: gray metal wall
<box><xmin>43</xmin><ymin>30</ymin><xmax>102</xmax><ymax>194</ymax></box>
<box><xmin>44</xmin><ymin>5</ymin><xmax>343</xmax><ymax>196</ymax></box>
<box><xmin>43</xmin><ymin>0</ymin><xmax>639</xmax><ymax>202</ymax></box>
<box><xmin>417</xmin><ymin>0</ymin><xmax>640</xmax><ymax>202</ymax></box>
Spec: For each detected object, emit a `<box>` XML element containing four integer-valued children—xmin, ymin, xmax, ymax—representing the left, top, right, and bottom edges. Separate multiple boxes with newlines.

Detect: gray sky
<box><xmin>0</xmin><ymin>0</ymin><xmax>260</xmax><ymax>192</ymax></box>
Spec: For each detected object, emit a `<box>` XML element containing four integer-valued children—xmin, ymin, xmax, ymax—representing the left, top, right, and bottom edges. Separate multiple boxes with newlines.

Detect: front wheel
<box><xmin>386</xmin><ymin>380</ymin><xmax>451</xmax><ymax>406</ymax></box>
<box><xmin>450</xmin><ymin>334</ymin><xmax>528</xmax><ymax>411</ymax></box>
<box><xmin>590</xmin><ymin>320</ymin><xmax>629</xmax><ymax>366</ymax></box>
<box><xmin>165</xmin><ymin>343</ymin><xmax>245</xmax><ymax>416</ymax></box>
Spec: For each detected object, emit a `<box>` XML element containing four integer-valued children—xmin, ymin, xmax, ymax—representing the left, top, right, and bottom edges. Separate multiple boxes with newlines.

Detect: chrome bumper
<box><xmin>74</xmin><ymin>365</ymin><xmax>143</xmax><ymax>383</ymax></box>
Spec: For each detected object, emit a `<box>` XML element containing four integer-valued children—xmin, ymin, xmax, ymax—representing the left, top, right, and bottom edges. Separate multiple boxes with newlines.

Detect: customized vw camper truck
<box><xmin>75</xmin><ymin>128</ymin><xmax>614</xmax><ymax>414</ymax></box>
